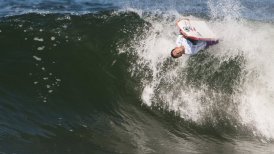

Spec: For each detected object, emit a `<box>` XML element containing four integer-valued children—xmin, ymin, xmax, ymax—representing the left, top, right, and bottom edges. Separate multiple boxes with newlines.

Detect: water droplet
<box><xmin>33</xmin><ymin>56</ymin><xmax>42</xmax><ymax>61</ymax></box>
<box><xmin>37</xmin><ymin>46</ymin><xmax>45</xmax><ymax>51</ymax></box>
<box><xmin>33</xmin><ymin>37</ymin><xmax>44</xmax><ymax>42</ymax></box>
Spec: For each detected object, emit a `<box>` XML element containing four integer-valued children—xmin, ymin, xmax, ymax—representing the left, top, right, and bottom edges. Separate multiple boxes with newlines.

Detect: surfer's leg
<box><xmin>206</xmin><ymin>40</ymin><xmax>219</xmax><ymax>48</ymax></box>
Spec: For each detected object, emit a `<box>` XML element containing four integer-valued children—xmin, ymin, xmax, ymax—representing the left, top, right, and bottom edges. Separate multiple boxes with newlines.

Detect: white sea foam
<box><xmin>119</xmin><ymin>3</ymin><xmax>274</xmax><ymax>140</ymax></box>
<box><xmin>120</xmin><ymin>10</ymin><xmax>208</xmax><ymax>123</ymax></box>
<box><xmin>208</xmin><ymin>0</ymin><xmax>274</xmax><ymax>140</ymax></box>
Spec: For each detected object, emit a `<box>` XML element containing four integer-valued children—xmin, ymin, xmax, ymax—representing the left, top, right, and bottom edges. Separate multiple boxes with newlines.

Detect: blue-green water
<box><xmin>0</xmin><ymin>0</ymin><xmax>274</xmax><ymax>153</ymax></box>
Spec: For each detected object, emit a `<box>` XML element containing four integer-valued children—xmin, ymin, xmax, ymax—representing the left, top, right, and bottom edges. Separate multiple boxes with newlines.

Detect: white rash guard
<box><xmin>176</xmin><ymin>35</ymin><xmax>207</xmax><ymax>55</ymax></box>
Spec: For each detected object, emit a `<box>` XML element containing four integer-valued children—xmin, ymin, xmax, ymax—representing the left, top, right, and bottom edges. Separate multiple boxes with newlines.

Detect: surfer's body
<box><xmin>171</xmin><ymin>18</ymin><xmax>219</xmax><ymax>58</ymax></box>
<box><xmin>176</xmin><ymin>34</ymin><xmax>207</xmax><ymax>55</ymax></box>
<box><xmin>171</xmin><ymin>34</ymin><xmax>218</xmax><ymax>58</ymax></box>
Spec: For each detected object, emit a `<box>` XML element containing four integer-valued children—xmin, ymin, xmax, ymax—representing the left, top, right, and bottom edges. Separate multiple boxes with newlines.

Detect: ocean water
<box><xmin>0</xmin><ymin>0</ymin><xmax>274</xmax><ymax>153</ymax></box>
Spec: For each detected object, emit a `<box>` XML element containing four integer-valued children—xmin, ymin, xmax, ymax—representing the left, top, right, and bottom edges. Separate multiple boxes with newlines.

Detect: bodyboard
<box><xmin>177</xmin><ymin>19</ymin><xmax>217</xmax><ymax>41</ymax></box>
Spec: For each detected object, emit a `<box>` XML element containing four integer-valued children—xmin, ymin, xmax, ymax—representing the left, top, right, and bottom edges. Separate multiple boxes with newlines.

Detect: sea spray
<box><xmin>208</xmin><ymin>0</ymin><xmax>274</xmax><ymax>141</ymax></box>
<box><xmin>120</xmin><ymin>5</ymin><xmax>274</xmax><ymax>141</ymax></box>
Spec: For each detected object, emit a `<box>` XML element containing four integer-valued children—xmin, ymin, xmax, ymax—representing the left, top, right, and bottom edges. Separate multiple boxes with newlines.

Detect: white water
<box><xmin>209</xmin><ymin>0</ymin><xmax>274</xmax><ymax>140</ymax></box>
<box><xmin>118</xmin><ymin>0</ymin><xmax>274</xmax><ymax>141</ymax></box>
<box><xmin>235</xmin><ymin>22</ymin><xmax>274</xmax><ymax>140</ymax></box>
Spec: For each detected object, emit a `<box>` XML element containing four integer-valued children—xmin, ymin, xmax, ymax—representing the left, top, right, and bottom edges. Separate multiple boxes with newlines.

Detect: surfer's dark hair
<box><xmin>171</xmin><ymin>48</ymin><xmax>177</xmax><ymax>58</ymax></box>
